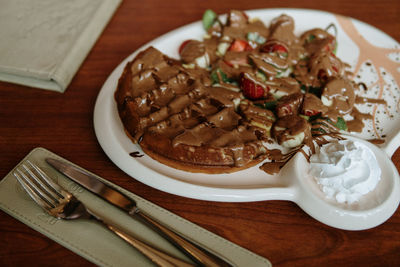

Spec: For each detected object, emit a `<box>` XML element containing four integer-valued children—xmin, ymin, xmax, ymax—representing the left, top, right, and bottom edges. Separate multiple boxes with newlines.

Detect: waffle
<box><xmin>115</xmin><ymin>47</ymin><xmax>268</xmax><ymax>173</ymax></box>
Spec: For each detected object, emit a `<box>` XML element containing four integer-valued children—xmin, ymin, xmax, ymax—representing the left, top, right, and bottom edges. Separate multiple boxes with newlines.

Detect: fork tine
<box><xmin>25</xmin><ymin>160</ymin><xmax>64</xmax><ymax>200</ymax></box>
<box><xmin>15</xmin><ymin>161</ymin><xmax>65</xmax><ymax>209</ymax></box>
<box><xmin>14</xmin><ymin>167</ymin><xmax>56</xmax><ymax>210</ymax></box>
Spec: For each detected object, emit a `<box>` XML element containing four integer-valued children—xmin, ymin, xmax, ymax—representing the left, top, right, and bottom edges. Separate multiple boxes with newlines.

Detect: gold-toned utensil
<box><xmin>46</xmin><ymin>157</ymin><xmax>230</xmax><ymax>267</ymax></box>
<box><xmin>13</xmin><ymin>160</ymin><xmax>193</xmax><ymax>267</ymax></box>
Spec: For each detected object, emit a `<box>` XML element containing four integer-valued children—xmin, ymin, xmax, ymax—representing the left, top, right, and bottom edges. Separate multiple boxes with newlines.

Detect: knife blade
<box><xmin>46</xmin><ymin>158</ymin><xmax>135</xmax><ymax>212</ymax></box>
<box><xmin>46</xmin><ymin>158</ymin><xmax>229</xmax><ymax>267</ymax></box>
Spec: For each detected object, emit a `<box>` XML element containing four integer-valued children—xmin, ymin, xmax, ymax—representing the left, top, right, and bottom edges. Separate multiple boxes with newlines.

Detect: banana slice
<box><xmin>272</xmin><ymin>115</ymin><xmax>311</xmax><ymax>148</ymax></box>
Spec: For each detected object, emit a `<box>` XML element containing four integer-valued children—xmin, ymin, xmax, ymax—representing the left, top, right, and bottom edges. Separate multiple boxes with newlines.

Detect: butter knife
<box><xmin>46</xmin><ymin>158</ymin><xmax>230</xmax><ymax>267</ymax></box>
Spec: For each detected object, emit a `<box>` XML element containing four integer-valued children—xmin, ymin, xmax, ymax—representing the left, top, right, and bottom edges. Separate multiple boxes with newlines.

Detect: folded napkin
<box><xmin>0</xmin><ymin>0</ymin><xmax>121</xmax><ymax>92</ymax></box>
<box><xmin>0</xmin><ymin>147</ymin><xmax>271</xmax><ymax>267</ymax></box>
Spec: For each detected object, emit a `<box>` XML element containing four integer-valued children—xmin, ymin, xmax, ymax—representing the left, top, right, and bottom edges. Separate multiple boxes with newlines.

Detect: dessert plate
<box><xmin>94</xmin><ymin>8</ymin><xmax>400</xmax><ymax>229</ymax></box>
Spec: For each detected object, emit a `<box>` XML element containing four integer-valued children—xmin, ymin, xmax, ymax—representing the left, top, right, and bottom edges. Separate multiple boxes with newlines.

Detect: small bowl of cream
<box><xmin>287</xmin><ymin>135</ymin><xmax>400</xmax><ymax>230</ymax></box>
<box><xmin>309</xmin><ymin>139</ymin><xmax>381</xmax><ymax>204</ymax></box>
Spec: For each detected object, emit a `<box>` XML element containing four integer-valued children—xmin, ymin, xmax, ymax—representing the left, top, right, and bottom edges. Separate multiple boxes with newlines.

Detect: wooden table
<box><xmin>1</xmin><ymin>0</ymin><xmax>399</xmax><ymax>266</ymax></box>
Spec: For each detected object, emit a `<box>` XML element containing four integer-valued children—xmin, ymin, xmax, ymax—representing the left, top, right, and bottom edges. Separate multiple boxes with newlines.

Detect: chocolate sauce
<box><xmin>115</xmin><ymin>10</ymin><xmax>387</xmax><ymax>174</ymax></box>
<box><xmin>355</xmin><ymin>96</ymin><xmax>387</xmax><ymax>105</ymax></box>
<box><xmin>368</xmin><ymin>139</ymin><xmax>385</xmax><ymax>145</ymax></box>
<box><xmin>129</xmin><ymin>151</ymin><xmax>144</xmax><ymax>158</ymax></box>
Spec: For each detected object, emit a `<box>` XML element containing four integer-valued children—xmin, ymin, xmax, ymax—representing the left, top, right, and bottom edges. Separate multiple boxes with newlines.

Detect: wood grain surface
<box><xmin>1</xmin><ymin>1</ymin><xmax>399</xmax><ymax>266</ymax></box>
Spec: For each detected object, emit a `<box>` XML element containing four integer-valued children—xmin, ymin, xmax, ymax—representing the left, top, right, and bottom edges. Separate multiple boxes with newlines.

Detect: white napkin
<box><xmin>0</xmin><ymin>0</ymin><xmax>121</xmax><ymax>92</ymax></box>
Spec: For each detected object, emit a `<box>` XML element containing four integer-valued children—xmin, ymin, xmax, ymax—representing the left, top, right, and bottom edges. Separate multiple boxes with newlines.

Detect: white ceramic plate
<box><xmin>94</xmin><ymin>8</ymin><xmax>400</xmax><ymax>229</ymax></box>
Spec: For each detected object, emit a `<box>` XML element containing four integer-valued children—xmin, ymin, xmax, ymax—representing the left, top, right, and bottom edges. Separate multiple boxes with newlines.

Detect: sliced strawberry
<box><xmin>224</xmin><ymin>57</ymin><xmax>249</xmax><ymax>67</ymax></box>
<box><xmin>229</xmin><ymin>39</ymin><xmax>252</xmax><ymax>52</ymax></box>
<box><xmin>260</xmin><ymin>42</ymin><xmax>288</xmax><ymax>57</ymax></box>
<box><xmin>178</xmin><ymin>40</ymin><xmax>192</xmax><ymax>55</ymax></box>
<box><xmin>223</xmin><ymin>60</ymin><xmax>234</xmax><ymax>68</ymax></box>
<box><xmin>301</xmin><ymin>93</ymin><xmax>326</xmax><ymax>117</ymax></box>
<box><xmin>318</xmin><ymin>66</ymin><xmax>339</xmax><ymax>81</ymax></box>
<box><xmin>317</xmin><ymin>69</ymin><xmax>328</xmax><ymax>81</ymax></box>
<box><xmin>277</xmin><ymin>103</ymin><xmax>293</xmax><ymax>117</ymax></box>
<box><xmin>322</xmin><ymin>37</ymin><xmax>336</xmax><ymax>52</ymax></box>
<box><xmin>240</xmin><ymin>73</ymin><xmax>268</xmax><ymax>100</ymax></box>
<box><xmin>275</xmin><ymin>93</ymin><xmax>303</xmax><ymax>118</ymax></box>
<box><xmin>303</xmin><ymin>109</ymin><xmax>321</xmax><ymax>116</ymax></box>
<box><xmin>261</xmin><ymin>43</ymin><xmax>287</xmax><ymax>53</ymax></box>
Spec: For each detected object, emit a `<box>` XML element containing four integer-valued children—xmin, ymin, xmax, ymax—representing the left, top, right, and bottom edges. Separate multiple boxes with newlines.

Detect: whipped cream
<box><xmin>309</xmin><ymin>140</ymin><xmax>381</xmax><ymax>204</ymax></box>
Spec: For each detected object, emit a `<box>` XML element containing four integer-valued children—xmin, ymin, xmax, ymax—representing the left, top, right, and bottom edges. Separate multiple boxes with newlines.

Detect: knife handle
<box><xmin>133</xmin><ymin>210</ymin><xmax>231</xmax><ymax>267</ymax></box>
<box><xmin>88</xmin><ymin>209</ymin><xmax>194</xmax><ymax>267</ymax></box>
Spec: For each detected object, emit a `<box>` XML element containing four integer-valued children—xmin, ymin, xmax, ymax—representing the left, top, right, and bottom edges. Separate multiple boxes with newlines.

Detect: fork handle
<box><xmin>89</xmin><ymin>212</ymin><xmax>194</xmax><ymax>267</ymax></box>
<box><xmin>106</xmin><ymin>224</ymin><xmax>194</xmax><ymax>267</ymax></box>
<box><xmin>134</xmin><ymin>210</ymin><xmax>230</xmax><ymax>267</ymax></box>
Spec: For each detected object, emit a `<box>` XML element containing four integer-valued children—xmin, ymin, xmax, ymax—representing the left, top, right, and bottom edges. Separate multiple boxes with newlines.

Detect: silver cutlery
<box><xmin>46</xmin><ymin>157</ymin><xmax>230</xmax><ymax>267</ymax></box>
<box><xmin>13</xmin><ymin>160</ymin><xmax>194</xmax><ymax>267</ymax></box>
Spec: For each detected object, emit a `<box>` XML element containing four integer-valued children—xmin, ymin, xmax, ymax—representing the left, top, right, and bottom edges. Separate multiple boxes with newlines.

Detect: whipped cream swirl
<box><xmin>309</xmin><ymin>140</ymin><xmax>381</xmax><ymax>204</ymax></box>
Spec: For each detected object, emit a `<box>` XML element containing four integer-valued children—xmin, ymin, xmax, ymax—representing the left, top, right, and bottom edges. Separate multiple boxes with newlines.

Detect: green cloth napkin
<box><xmin>0</xmin><ymin>147</ymin><xmax>272</xmax><ymax>266</ymax></box>
<box><xmin>0</xmin><ymin>0</ymin><xmax>121</xmax><ymax>92</ymax></box>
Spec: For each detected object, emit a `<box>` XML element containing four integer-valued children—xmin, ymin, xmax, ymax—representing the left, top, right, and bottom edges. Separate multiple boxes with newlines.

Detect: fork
<box><xmin>13</xmin><ymin>160</ymin><xmax>194</xmax><ymax>267</ymax></box>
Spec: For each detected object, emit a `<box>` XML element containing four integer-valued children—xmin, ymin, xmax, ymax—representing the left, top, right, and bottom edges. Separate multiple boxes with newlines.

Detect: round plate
<box><xmin>94</xmin><ymin>8</ymin><xmax>400</xmax><ymax>202</ymax></box>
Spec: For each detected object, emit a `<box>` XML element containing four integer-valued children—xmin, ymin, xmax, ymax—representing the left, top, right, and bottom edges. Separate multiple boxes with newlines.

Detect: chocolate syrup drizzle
<box><xmin>115</xmin><ymin>10</ymin><xmax>386</xmax><ymax>173</ymax></box>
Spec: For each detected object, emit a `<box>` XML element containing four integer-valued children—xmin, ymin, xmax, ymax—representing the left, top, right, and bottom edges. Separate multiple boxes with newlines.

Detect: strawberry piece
<box><xmin>240</xmin><ymin>73</ymin><xmax>267</xmax><ymax>100</ymax></box>
<box><xmin>303</xmin><ymin>109</ymin><xmax>320</xmax><ymax>116</ymax></box>
<box><xmin>322</xmin><ymin>37</ymin><xmax>336</xmax><ymax>52</ymax></box>
<box><xmin>260</xmin><ymin>42</ymin><xmax>288</xmax><ymax>55</ymax></box>
<box><xmin>275</xmin><ymin>92</ymin><xmax>304</xmax><ymax>118</ymax></box>
<box><xmin>223</xmin><ymin>60</ymin><xmax>234</xmax><ymax>68</ymax></box>
<box><xmin>278</xmin><ymin>104</ymin><xmax>293</xmax><ymax>117</ymax></box>
<box><xmin>318</xmin><ymin>67</ymin><xmax>338</xmax><ymax>81</ymax></box>
<box><xmin>178</xmin><ymin>40</ymin><xmax>192</xmax><ymax>55</ymax></box>
<box><xmin>223</xmin><ymin>57</ymin><xmax>249</xmax><ymax>67</ymax></box>
<box><xmin>229</xmin><ymin>39</ymin><xmax>252</xmax><ymax>52</ymax></box>
<box><xmin>318</xmin><ymin>69</ymin><xmax>328</xmax><ymax>81</ymax></box>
